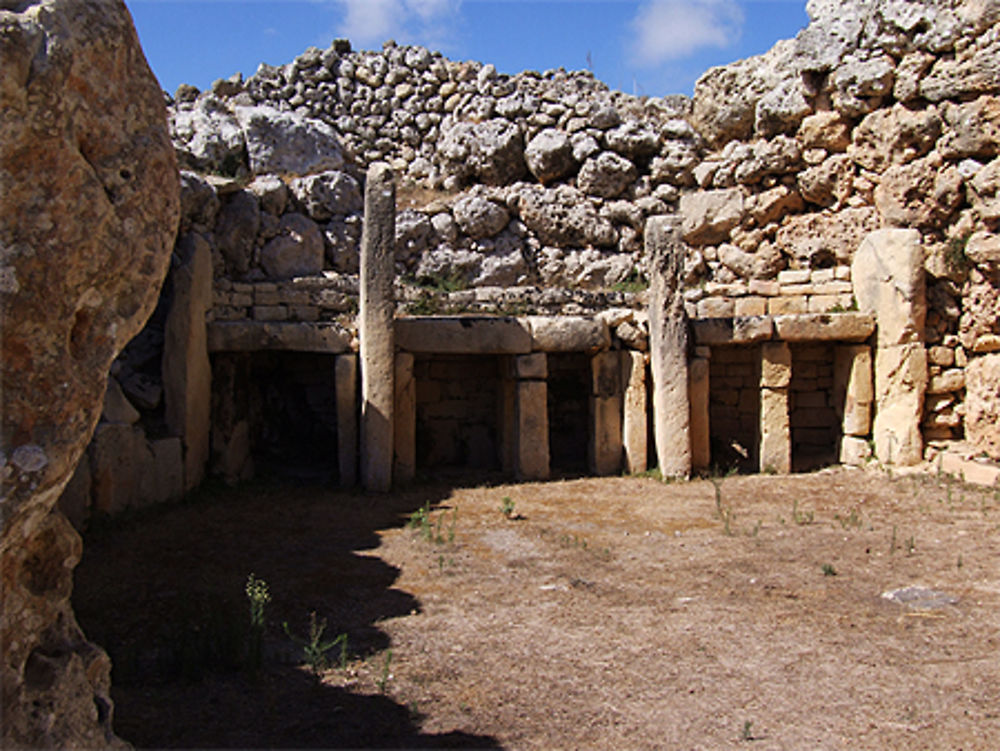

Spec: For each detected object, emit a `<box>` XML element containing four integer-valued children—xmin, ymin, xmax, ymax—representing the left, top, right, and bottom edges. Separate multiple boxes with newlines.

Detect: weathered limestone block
<box><xmin>622</xmin><ymin>352</ymin><xmax>648</xmax><ymax>475</ymax></box>
<box><xmin>528</xmin><ymin>316</ymin><xmax>610</xmax><ymax>353</ymax></box>
<box><xmin>1</xmin><ymin>1</ymin><xmax>179</xmax><ymax>746</ymax></box>
<box><xmin>101</xmin><ymin>377</ymin><xmax>140</xmax><ymax>425</ymax></box>
<box><xmin>965</xmin><ymin>353</ymin><xmax>1000</xmax><ymax>461</ymax></box>
<box><xmin>873</xmin><ymin>344</ymin><xmax>927</xmax><ymax>466</ymax></box>
<box><xmin>679</xmin><ymin>188</ymin><xmax>744</xmax><ymax>246</ymax></box>
<box><xmin>589</xmin><ymin>352</ymin><xmax>622</xmax><ymax>475</ymax></box>
<box><xmin>852</xmin><ymin>229</ymin><xmax>925</xmax><ymax>347</ymax></box>
<box><xmin>512</xmin><ymin>352</ymin><xmax>547</xmax><ymax>380</ymax></box>
<box><xmin>90</xmin><ymin>424</ymin><xmax>153</xmax><ymax>516</ymax></box>
<box><xmin>834</xmin><ymin>346</ymin><xmax>873</xmax><ymax>437</ymax></box>
<box><xmin>692</xmin><ymin>316</ymin><xmax>774</xmax><ymax>345</ymax></box>
<box><xmin>260</xmin><ymin>213</ymin><xmax>324</xmax><ymax>280</ymax></box>
<box><xmin>647</xmin><ymin>216</ymin><xmax>691</xmax><ymax>477</ymax></box>
<box><xmin>164</xmin><ymin>233</ymin><xmax>213</xmax><ymax>491</ymax></box>
<box><xmin>396</xmin><ymin>316</ymin><xmax>531</xmax><ymax>354</ymax></box>
<box><xmin>840</xmin><ymin>435</ymin><xmax>872</xmax><ymax>466</ymax></box>
<box><xmin>761</xmin><ymin>342</ymin><xmax>791</xmax><ymax>388</ymax></box>
<box><xmin>689</xmin><ymin>357</ymin><xmax>710</xmax><ymax>472</ymax></box>
<box><xmin>360</xmin><ymin>163</ymin><xmax>396</xmax><ymax>492</ymax></box>
<box><xmin>516</xmin><ymin>380</ymin><xmax>549</xmax><ymax>481</ymax></box>
<box><xmin>335</xmin><ymin>354</ymin><xmax>358</xmax><ymax>486</ymax></box>
<box><xmin>235</xmin><ymin>104</ymin><xmax>345</xmax><ymax>176</ymax></box>
<box><xmin>524</xmin><ymin>128</ymin><xmax>575</xmax><ymax>184</ymax></box>
<box><xmin>393</xmin><ymin>353</ymin><xmax>416</xmax><ymax>484</ymax></box>
<box><xmin>148</xmin><ymin>437</ymin><xmax>184</xmax><ymax>508</ymax></box>
<box><xmin>760</xmin><ymin>386</ymin><xmax>791</xmax><ymax>474</ymax></box>
<box><xmin>773</xmin><ymin>313</ymin><xmax>875</xmax><ymax>342</ymax></box>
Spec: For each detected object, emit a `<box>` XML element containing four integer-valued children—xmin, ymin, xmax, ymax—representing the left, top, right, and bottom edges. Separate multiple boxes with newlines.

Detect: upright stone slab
<box><xmin>688</xmin><ymin>356</ymin><xmax>710</xmax><ymax>471</ymax></box>
<box><xmin>590</xmin><ymin>351</ymin><xmax>623</xmax><ymax>475</ymax></box>
<box><xmin>499</xmin><ymin>362</ymin><xmax>517</xmax><ymax>475</ymax></box>
<box><xmin>516</xmin><ymin>378</ymin><xmax>550</xmax><ymax>481</ymax></box>
<box><xmin>163</xmin><ymin>233</ymin><xmax>213</xmax><ymax>491</ymax></box>
<box><xmin>335</xmin><ymin>354</ymin><xmax>358</xmax><ymax>486</ymax></box>
<box><xmin>833</xmin><ymin>345</ymin><xmax>873</xmax><ymax>437</ymax></box>
<box><xmin>852</xmin><ymin>230</ymin><xmax>926</xmax><ymax>465</ymax></box>
<box><xmin>394</xmin><ymin>353</ymin><xmax>416</xmax><ymax>484</ymax></box>
<box><xmin>647</xmin><ymin>216</ymin><xmax>691</xmax><ymax>477</ymax></box>
<box><xmin>759</xmin><ymin>342</ymin><xmax>791</xmax><ymax>473</ymax></box>
<box><xmin>622</xmin><ymin>351</ymin><xmax>648</xmax><ymax>474</ymax></box>
<box><xmin>359</xmin><ymin>163</ymin><xmax>396</xmax><ymax>492</ymax></box>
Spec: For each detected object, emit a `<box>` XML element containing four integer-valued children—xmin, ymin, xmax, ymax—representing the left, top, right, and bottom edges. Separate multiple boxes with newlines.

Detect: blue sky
<box><xmin>126</xmin><ymin>0</ymin><xmax>810</xmax><ymax>99</ymax></box>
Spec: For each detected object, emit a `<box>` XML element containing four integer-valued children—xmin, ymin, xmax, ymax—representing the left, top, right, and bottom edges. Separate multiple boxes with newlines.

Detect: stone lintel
<box><xmin>773</xmin><ymin>312</ymin><xmax>875</xmax><ymax>342</ymax></box>
<box><xmin>528</xmin><ymin>316</ymin><xmax>610</xmax><ymax>353</ymax></box>
<box><xmin>207</xmin><ymin>321</ymin><xmax>351</xmax><ymax>353</ymax></box>
<box><xmin>691</xmin><ymin>316</ymin><xmax>773</xmax><ymax>345</ymax></box>
<box><xmin>396</xmin><ymin>316</ymin><xmax>531</xmax><ymax>354</ymax></box>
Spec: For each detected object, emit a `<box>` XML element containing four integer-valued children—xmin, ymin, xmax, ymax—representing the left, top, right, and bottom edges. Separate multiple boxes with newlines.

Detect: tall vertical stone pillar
<box><xmin>514</xmin><ymin>353</ymin><xmax>549</xmax><ymax>480</ymax></box>
<box><xmin>646</xmin><ymin>216</ymin><xmax>691</xmax><ymax>477</ymax></box>
<box><xmin>759</xmin><ymin>342</ymin><xmax>791</xmax><ymax>473</ymax></box>
<box><xmin>689</xmin><ymin>353</ymin><xmax>710</xmax><ymax>471</ymax></box>
<box><xmin>360</xmin><ymin>163</ymin><xmax>396</xmax><ymax>492</ymax></box>
<box><xmin>853</xmin><ymin>229</ymin><xmax>926</xmax><ymax>465</ymax></box>
<box><xmin>394</xmin><ymin>352</ymin><xmax>416</xmax><ymax>483</ymax></box>
<box><xmin>163</xmin><ymin>233</ymin><xmax>213</xmax><ymax>491</ymax></box>
<box><xmin>622</xmin><ymin>351</ymin><xmax>648</xmax><ymax>474</ymax></box>
<box><xmin>334</xmin><ymin>354</ymin><xmax>358</xmax><ymax>486</ymax></box>
<box><xmin>590</xmin><ymin>351</ymin><xmax>623</xmax><ymax>475</ymax></box>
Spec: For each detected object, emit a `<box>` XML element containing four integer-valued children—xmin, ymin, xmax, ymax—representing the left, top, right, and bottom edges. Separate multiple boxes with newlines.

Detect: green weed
<box><xmin>282</xmin><ymin>612</ymin><xmax>348</xmax><ymax>676</ymax></box>
<box><xmin>792</xmin><ymin>500</ymin><xmax>814</xmax><ymax>525</ymax></box>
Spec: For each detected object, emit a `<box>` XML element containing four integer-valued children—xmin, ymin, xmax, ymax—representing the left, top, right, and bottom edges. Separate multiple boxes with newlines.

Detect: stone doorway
<box><xmin>789</xmin><ymin>344</ymin><xmax>840</xmax><ymax>472</ymax></box>
<box><xmin>708</xmin><ymin>346</ymin><xmax>760</xmax><ymax>473</ymax></box>
<box><xmin>211</xmin><ymin>352</ymin><xmax>346</xmax><ymax>483</ymax></box>
<box><xmin>413</xmin><ymin>354</ymin><xmax>502</xmax><ymax>471</ymax></box>
<box><xmin>546</xmin><ymin>353</ymin><xmax>591</xmax><ymax>475</ymax></box>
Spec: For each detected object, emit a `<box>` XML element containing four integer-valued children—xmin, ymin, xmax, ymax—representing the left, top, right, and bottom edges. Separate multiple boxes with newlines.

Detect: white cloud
<box><xmin>629</xmin><ymin>0</ymin><xmax>744</xmax><ymax>67</ymax></box>
<box><xmin>334</xmin><ymin>0</ymin><xmax>458</xmax><ymax>48</ymax></box>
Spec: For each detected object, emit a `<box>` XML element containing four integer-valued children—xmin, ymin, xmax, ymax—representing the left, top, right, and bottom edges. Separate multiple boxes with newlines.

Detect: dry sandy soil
<box><xmin>73</xmin><ymin>466</ymin><xmax>1000</xmax><ymax>749</ymax></box>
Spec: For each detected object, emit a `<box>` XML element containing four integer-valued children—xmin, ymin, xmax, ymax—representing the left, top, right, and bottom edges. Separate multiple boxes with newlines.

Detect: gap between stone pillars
<box><xmin>359</xmin><ymin>163</ymin><xmax>396</xmax><ymax>492</ymax></box>
<box><xmin>513</xmin><ymin>353</ymin><xmax>549</xmax><ymax>481</ymax></box>
<box><xmin>646</xmin><ymin>215</ymin><xmax>691</xmax><ymax>478</ymax></box>
<box><xmin>394</xmin><ymin>352</ymin><xmax>415</xmax><ymax>483</ymax></box>
<box><xmin>622</xmin><ymin>351</ymin><xmax>648</xmax><ymax>474</ymax></box>
<box><xmin>759</xmin><ymin>341</ymin><xmax>791</xmax><ymax>474</ymax></box>
<box><xmin>590</xmin><ymin>350</ymin><xmax>623</xmax><ymax>475</ymax></box>
<box><xmin>335</xmin><ymin>353</ymin><xmax>358</xmax><ymax>486</ymax></box>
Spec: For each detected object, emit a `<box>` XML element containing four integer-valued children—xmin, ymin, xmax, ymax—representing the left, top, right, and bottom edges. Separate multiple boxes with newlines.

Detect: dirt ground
<box><xmin>73</xmin><ymin>466</ymin><xmax>1000</xmax><ymax>749</ymax></box>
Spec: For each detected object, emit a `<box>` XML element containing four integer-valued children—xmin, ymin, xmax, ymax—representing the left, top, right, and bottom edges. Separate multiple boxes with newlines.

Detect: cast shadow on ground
<box><xmin>72</xmin><ymin>476</ymin><xmax>501</xmax><ymax>749</ymax></box>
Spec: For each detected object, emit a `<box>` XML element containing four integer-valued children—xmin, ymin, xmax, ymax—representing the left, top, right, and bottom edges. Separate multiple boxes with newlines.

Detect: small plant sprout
<box><xmin>792</xmin><ymin>500</ymin><xmax>814</xmax><ymax>525</ymax></box>
<box><xmin>742</xmin><ymin>720</ymin><xmax>755</xmax><ymax>741</ymax></box>
<box><xmin>889</xmin><ymin>525</ymin><xmax>898</xmax><ymax>555</ymax></box>
<box><xmin>407</xmin><ymin>503</ymin><xmax>433</xmax><ymax>541</ymax></box>
<box><xmin>906</xmin><ymin>535</ymin><xmax>916</xmax><ymax>555</ymax></box>
<box><xmin>377</xmin><ymin>649</ymin><xmax>393</xmax><ymax>694</ymax></box>
<box><xmin>447</xmin><ymin>508</ymin><xmax>457</xmax><ymax>543</ymax></box>
<box><xmin>500</xmin><ymin>496</ymin><xmax>516</xmax><ymax>519</ymax></box>
<box><xmin>282</xmin><ymin>612</ymin><xmax>347</xmax><ymax>676</ymax></box>
<box><xmin>245</xmin><ymin>573</ymin><xmax>271</xmax><ymax>674</ymax></box>
<box><xmin>822</xmin><ymin>563</ymin><xmax>837</xmax><ymax>576</ymax></box>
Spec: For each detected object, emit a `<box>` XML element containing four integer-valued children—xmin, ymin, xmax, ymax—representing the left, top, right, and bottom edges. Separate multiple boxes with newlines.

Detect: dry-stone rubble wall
<box><xmin>62</xmin><ymin>0</ymin><xmax>1000</xmax><ymax>529</ymax></box>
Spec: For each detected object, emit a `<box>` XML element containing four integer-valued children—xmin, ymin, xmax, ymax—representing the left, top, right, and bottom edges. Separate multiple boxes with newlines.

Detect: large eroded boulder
<box><xmin>0</xmin><ymin>1</ymin><xmax>180</xmax><ymax>746</ymax></box>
